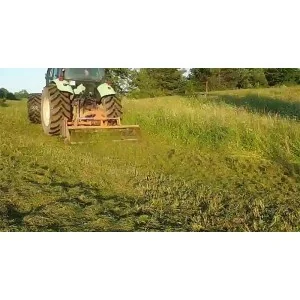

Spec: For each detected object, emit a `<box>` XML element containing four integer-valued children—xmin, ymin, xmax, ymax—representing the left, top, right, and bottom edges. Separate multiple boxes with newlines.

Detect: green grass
<box><xmin>1</xmin><ymin>86</ymin><xmax>300</xmax><ymax>231</ymax></box>
<box><xmin>0</xmin><ymin>99</ymin><xmax>8</xmax><ymax>107</ymax></box>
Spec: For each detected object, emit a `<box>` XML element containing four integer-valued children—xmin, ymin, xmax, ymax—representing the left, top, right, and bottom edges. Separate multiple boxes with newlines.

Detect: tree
<box><xmin>0</xmin><ymin>88</ymin><xmax>19</xmax><ymax>100</ymax></box>
<box><xmin>220</xmin><ymin>68</ymin><xmax>244</xmax><ymax>89</ymax></box>
<box><xmin>189</xmin><ymin>68</ymin><xmax>242</xmax><ymax>91</ymax></box>
<box><xmin>189</xmin><ymin>69</ymin><xmax>212</xmax><ymax>82</ymax></box>
<box><xmin>131</xmin><ymin>69</ymin><xmax>161</xmax><ymax>98</ymax></box>
<box><xmin>105</xmin><ymin>68</ymin><xmax>135</xmax><ymax>94</ymax></box>
<box><xmin>6</xmin><ymin>92</ymin><xmax>17</xmax><ymax>100</ymax></box>
<box><xmin>14</xmin><ymin>89</ymin><xmax>29</xmax><ymax>100</ymax></box>
<box><xmin>129</xmin><ymin>68</ymin><xmax>185</xmax><ymax>98</ymax></box>
<box><xmin>188</xmin><ymin>68</ymin><xmax>212</xmax><ymax>91</ymax></box>
<box><xmin>144</xmin><ymin>68</ymin><xmax>185</xmax><ymax>95</ymax></box>
<box><xmin>0</xmin><ymin>88</ymin><xmax>9</xmax><ymax>99</ymax></box>
<box><xmin>189</xmin><ymin>68</ymin><xmax>269</xmax><ymax>91</ymax></box>
<box><xmin>264</xmin><ymin>68</ymin><xmax>300</xmax><ymax>86</ymax></box>
<box><xmin>248</xmin><ymin>69</ymin><xmax>268</xmax><ymax>87</ymax></box>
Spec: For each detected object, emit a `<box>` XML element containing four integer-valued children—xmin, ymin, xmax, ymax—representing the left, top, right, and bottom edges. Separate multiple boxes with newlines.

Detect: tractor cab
<box><xmin>63</xmin><ymin>68</ymin><xmax>105</xmax><ymax>82</ymax></box>
<box><xmin>45</xmin><ymin>68</ymin><xmax>106</xmax><ymax>85</ymax></box>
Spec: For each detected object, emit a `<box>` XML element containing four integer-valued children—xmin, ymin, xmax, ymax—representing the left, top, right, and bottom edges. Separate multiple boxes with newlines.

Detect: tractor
<box><xmin>27</xmin><ymin>68</ymin><xmax>140</xmax><ymax>143</ymax></box>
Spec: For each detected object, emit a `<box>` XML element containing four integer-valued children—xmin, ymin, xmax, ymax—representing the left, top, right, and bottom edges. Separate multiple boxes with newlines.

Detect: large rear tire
<box><xmin>101</xmin><ymin>95</ymin><xmax>123</xmax><ymax>118</ymax></box>
<box><xmin>41</xmin><ymin>84</ymin><xmax>73</xmax><ymax>136</ymax></box>
<box><xmin>27</xmin><ymin>93</ymin><xmax>42</xmax><ymax>124</ymax></box>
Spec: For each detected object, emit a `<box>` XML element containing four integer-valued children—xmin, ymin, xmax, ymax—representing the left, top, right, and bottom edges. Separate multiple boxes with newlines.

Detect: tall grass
<box><xmin>124</xmin><ymin>93</ymin><xmax>300</xmax><ymax>166</ymax></box>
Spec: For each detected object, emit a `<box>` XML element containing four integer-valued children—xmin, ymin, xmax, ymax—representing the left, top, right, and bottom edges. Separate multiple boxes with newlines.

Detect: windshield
<box><xmin>64</xmin><ymin>68</ymin><xmax>105</xmax><ymax>81</ymax></box>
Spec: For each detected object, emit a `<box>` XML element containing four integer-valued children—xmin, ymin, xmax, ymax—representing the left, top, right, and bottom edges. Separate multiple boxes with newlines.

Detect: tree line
<box><xmin>0</xmin><ymin>88</ymin><xmax>29</xmax><ymax>100</ymax></box>
<box><xmin>1</xmin><ymin>69</ymin><xmax>299</xmax><ymax>101</ymax></box>
<box><xmin>111</xmin><ymin>68</ymin><xmax>300</xmax><ymax>98</ymax></box>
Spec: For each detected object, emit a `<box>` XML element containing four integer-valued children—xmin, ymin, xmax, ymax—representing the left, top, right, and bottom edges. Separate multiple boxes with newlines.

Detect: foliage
<box><xmin>129</xmin><ymin>69</ymin><xmax>163</xmax><ymax>98</ymax></box>
<box><xmin>264</xmin><ymin>68</ymin><xmax>300</xmax><ymax>86</ymax></box>
<box><xmin>0</xmin><ymin>87</ymin><xmax>18</xmax><ymax>100</ymax></box>
<box><xmin>105</xmin><ymin>68</ymin><xmax>135</xmax><ymax>94</ymax></box>
<box><xmin>188</xmin><ymin>68</ymin><xmax>269</xmax><ymax>92</ymax></box>
<box><xmin>6</xmin><ymin>92</ymin><xmax>17</xmax><ymax>100</ymax></box>
<box><xmin>0</xmin><ymin>88</ymin><xmax>9</xmax><ymax>99</ymax></box>
<box><xmin>14</xmin><ymin>89</ymin><xmax>29</xmax><ymax>100</ymax></box>
<box><xmin>106</xmin><ymin>68</ymin><xmax>300</xmax><ymax>96</ymax></box>
<box><xmin>128</xmin><ymin>68</ymin><xmax>186</xmax><ymax>98</ymax></box>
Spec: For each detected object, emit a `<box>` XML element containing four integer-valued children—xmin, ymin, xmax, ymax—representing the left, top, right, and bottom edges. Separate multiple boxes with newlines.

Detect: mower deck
<box><xmin>61</xmin><ymin>117</ymin><xmax>141</xmax><ymax>144</ymax></box>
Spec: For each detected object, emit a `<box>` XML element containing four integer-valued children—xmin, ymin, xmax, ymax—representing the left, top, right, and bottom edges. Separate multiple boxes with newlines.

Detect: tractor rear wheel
<box><xmin>27</xmin><ymin>93</ymin><xmax>42</xmax><ymax>124</ymax></box>
<box><xmin>101</xmin><ymin>95</ymin><xmax>123</xmax><ymax>118</ymax></box>
<box><xmin>41</xmin><ymin>84</ymin><xmax>73</xmax><ymax>136</ymax></box>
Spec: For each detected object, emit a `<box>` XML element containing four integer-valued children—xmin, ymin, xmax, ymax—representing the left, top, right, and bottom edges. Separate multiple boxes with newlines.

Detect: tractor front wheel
<box><xmin>101</xmin><ymin>95</ymin><xmax>123</xmax><ymax>119</ymax></box>
<box><xmin>41</xmin><ymin>85</ymin><xmax>73</xmax><ymax>136</ymax></box>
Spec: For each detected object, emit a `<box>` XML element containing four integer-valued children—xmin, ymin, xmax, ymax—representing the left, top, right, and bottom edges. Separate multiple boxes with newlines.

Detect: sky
<box><xmin>0</xmin><ymin>68</ymin><xmax>46</xmax><ymax>93</ymax></box>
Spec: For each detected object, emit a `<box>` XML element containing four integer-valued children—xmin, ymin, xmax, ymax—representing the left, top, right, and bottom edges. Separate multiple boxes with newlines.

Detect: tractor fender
<box><xmin>97</xmin><ymin>83</ymin><xmax>116</xmax><ymax>97</ymax></box>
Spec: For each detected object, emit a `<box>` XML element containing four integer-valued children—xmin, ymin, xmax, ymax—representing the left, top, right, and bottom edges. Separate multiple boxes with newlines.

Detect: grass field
<box><xmin>1</xmin><ymin>86</ymin><xmax>300</xmax><ymax>231</ymax></box>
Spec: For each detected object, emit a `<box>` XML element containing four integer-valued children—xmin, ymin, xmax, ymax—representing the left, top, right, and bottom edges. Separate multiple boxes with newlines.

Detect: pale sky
<box><xmin>0</xmin><ymin>68</ymin><xmax>46</xmax><ymax>93</ymax></box>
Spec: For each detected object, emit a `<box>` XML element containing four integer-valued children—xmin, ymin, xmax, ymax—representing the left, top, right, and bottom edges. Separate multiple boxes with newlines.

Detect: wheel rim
<box><xmin>42</xmin><ymin>95</ymin><xmax>50</xmax><ymax>127</ymax></box>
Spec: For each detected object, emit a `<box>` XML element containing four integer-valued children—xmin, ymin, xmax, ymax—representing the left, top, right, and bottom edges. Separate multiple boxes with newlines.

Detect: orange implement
<box><xmin>61</xmin><ymin>109</ymin><xmax>141</xmax><ymax>144</ymax></box>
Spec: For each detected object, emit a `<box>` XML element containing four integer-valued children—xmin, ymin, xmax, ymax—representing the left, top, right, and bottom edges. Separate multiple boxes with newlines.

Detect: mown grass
<box><xmin>1</xmin><ymin>87</ymin><xmax>300</xmax><ymax>231</ymax></box>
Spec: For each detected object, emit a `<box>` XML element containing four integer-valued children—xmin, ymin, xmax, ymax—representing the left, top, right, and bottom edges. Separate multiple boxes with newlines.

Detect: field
<box><xmin>1</xmin><ymin>86</ymin><xmax>300</xmax><ymax>231</ymax></box>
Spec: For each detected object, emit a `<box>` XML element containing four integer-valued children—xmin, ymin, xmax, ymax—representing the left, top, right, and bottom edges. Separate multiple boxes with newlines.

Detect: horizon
<box><xmin>0</xmin><ymin>68</ymin><xmax>191</xmax><ymax>94</ymax></box>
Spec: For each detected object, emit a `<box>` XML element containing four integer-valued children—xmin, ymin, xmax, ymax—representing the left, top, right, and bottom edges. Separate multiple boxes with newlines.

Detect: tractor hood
<box><xmin>51</xmin><ymin>78</ymin><xmax>116</xmax><ymax>98</ymax></box>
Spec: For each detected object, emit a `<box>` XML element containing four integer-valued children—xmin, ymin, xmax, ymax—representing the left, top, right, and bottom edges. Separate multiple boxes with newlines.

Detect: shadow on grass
<box><xmin>209</xmin><ymin>93</ymin><xmax>300</xmax><ymax>120</ymax></box>
<box><xmin>2</xmin><ymin>173</ymin><xmax>300</xmax><ymax>232</ymax></box>
<box><xmin>0</xmin><ymin>179</ymin><xmax>149</xmax><ymax>232</ymax></box>
<box><xmin>1</xmin><ymin>161</ymin><xmax>300</xmax><ymax>232</ymax></box>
